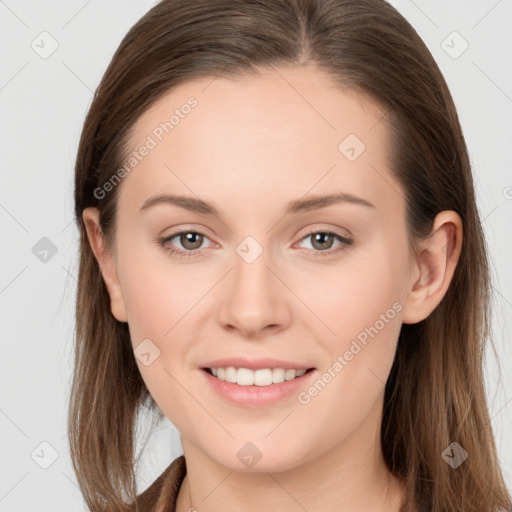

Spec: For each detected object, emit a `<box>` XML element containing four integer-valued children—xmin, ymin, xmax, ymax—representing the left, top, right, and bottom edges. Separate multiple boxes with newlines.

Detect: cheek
<box><xmin>122</xmin><ymin>271</ymin><xmax>175</xmax><ymax>347</ymax></box>
<box><xmin>117</xmin><ymin>250</ymin><xmax>201</xmax><ymax>417</ymax></box>
<box><xmin>290</xmin><ymin>265</ymin><xmax>403</xmax><ymax>452</ymax></box>
<box><xmin>305</xmin><ymin>241</ymin><xmax>404</xmax><ymax>398</ymax></box>
<box><xmin>117</xmin><ymin>238</ymin><xmax>200</xmax><ymax>345</ymax></box>
<box><xmin>302</xmin><ymin>239</ymin><xmax>404</xmax><ymax>338</ymax></box>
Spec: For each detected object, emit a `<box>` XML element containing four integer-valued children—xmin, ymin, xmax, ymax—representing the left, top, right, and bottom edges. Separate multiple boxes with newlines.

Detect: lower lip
<box><xmin>200</xmin><ymin>368</ymin><xmax>317</xmax><ymax>407</ymax></box>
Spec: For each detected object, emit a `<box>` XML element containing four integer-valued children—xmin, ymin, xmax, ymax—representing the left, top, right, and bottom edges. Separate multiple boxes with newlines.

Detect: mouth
<box><xmin>202</xmin><ymin>367</ymin><xmax>316</xmax><ymax>387</ymax></box>
<box><xmin>200</xmin><ymin>365</ymin><xmax>318</xmax><ymax>407</ymax></box>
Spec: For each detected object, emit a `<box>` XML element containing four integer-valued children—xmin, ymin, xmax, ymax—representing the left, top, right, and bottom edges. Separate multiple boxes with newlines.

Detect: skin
<box><xmin>83</xmin><ymin>64</ymin><xmax>462</xmax><ymax>511</ymax></box>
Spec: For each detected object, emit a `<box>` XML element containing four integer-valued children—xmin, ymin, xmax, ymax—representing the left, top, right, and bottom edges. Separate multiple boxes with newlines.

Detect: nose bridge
<box><xmin>232</xmin><ymin>234</ymin><xmax>276</xmax><ymax>306</ymax></box>
<box><xmin>217</xmin><ymin>234</ymin><xmax>290</xmax><ymax>335</ymax></box>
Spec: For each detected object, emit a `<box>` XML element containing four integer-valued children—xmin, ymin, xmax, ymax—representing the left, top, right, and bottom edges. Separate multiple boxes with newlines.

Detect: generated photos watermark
<box><xmin>93</xmin><ymin>96</ymin><xmax>198</xmax><ymax>200</ymax></box>
<box><xmin>297</xmin><ymin>301</ymin><xmax>403</xmax><ymax>405</ymax></box>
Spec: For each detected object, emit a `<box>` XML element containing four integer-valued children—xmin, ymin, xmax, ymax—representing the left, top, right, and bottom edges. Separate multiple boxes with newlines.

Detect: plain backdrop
<box><xmin>1</xmin><ymin>0</ymin><xmax>511</xmax><ymax>510</ymax></box>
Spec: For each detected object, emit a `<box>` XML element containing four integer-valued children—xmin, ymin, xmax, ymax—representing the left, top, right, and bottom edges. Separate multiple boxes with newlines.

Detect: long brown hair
<box><xmin>69</xmin><ymin>0</ymin><xmax>512</xmax><ymax>510</ymax></box>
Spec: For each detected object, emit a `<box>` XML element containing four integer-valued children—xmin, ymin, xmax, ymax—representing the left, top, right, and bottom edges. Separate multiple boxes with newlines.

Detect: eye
<box><xmin>157</xmin><ymin>230</ymin><xmax>212</xmax><ymax>259</ymax></box>
<box><xmin>295</xmin><ymin>229</ymin><xmax>353</xmax><ymax>257</ymax></box>
<box><xmin>157</xmin><ymin>228</ymin><xmax>353</xmax><ymax>259</ymax></box>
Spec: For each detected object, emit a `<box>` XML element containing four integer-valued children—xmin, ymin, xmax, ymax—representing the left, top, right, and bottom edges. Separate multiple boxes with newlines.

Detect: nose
<box><xmin>216</xmin><ymin>246</ymin><xmax>292</xmax><ymax>338</ymax></box>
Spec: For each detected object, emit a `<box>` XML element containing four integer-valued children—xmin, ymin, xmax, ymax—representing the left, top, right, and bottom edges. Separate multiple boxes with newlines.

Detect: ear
<box><xmin>401</xmin><ymin>210</ymin><xmax>463</xmax><ymax>324</ymax></box>
<box><xmin>82</xmin><ymin>207</ymin><xmax>128</xmax><ymax>323</ymax></box>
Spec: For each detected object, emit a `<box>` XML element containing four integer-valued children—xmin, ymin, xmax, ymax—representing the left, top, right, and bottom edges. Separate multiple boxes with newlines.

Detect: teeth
<box><xmin>210</xmin><ymin>367</ymin><xmax>308</xmax><ymax>386</ymax></box>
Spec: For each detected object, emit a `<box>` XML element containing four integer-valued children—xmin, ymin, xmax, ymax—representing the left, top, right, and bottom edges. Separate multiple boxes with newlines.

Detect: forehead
<box><xmin>118</xmin><ymin>64</ymin><xmax>401</xmax><ymax>220</ymax></box>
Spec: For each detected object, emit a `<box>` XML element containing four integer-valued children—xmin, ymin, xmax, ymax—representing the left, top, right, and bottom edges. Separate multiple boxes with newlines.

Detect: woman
<box><xmin>68</xmin><ymin>0</ymin><xmax>512</xmax><ymax>511</ymax></box>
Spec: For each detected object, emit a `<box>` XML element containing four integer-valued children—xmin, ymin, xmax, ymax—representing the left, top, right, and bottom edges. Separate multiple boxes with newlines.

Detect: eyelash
<box><xmin>157</xmin><ymin>228</ymin><xmax>353</xmax><ymax>259</ymax></box>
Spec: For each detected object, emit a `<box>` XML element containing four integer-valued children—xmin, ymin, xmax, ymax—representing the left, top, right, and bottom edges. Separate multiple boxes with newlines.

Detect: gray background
<box><xmin>1</xmin><ymin>0</ymin><xmax>511</xmax><ymax>510</ymax></box>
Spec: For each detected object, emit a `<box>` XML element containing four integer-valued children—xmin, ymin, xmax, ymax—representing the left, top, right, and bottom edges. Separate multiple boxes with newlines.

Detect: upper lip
<box><xmin>201</xmin><ymin>357</ymin><xmax>315</xmax><ymax>371</ymax></box>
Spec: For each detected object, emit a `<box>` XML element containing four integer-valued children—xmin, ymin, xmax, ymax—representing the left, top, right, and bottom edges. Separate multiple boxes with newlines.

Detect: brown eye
<box><xmin>158</xmin><ymin>230</ymin><xmax>211</xmax><ymax>258</ymax></box>
<box><xmin>297</xmin><ymin>230</ymin><xmax>353</xmax><ymax>257</ymax></box>
<box><xmin>309</xmin><ymin>232</ymin><xmax>336</xmax><ymax>251</ymax></box>
<box><xmin>178</xmin><ymin>232</ymin><xmax>204</xmax><ymax>250</ymax></box>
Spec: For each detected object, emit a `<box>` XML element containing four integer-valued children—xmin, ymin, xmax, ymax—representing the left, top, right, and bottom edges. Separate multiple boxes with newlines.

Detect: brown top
<box><xmin>129</xmin><ymin>455</ymin><xmax>187</xmax><ymax>512</ymax></box>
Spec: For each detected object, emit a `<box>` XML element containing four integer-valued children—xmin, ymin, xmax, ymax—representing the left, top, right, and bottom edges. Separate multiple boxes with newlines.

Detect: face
<box><xmin>86</xmin><ymin>64</ymin><xmax>422</xmax><ymax>472</ymax></box>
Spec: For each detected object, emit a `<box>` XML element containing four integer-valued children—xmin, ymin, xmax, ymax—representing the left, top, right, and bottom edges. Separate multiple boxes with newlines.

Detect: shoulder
<box><xmin>127</xmin><ymin>455</ymin><xmax>187</xmax><ymax>512</ymax></box>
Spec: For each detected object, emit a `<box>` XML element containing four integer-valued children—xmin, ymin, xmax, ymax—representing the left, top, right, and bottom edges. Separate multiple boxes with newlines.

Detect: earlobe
<box><xmin>401</xmin><ymin>211</ymin><xmax>463</xmax><ymax>325</ymax></box>
<box><xmin>82</xmin><ymin>207</ymin><xmax>128</xmax><ymax>323</ymax></box>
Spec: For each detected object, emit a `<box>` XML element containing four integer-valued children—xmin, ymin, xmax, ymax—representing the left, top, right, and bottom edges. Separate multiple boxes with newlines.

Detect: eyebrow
<box><xmin>139</xmin><ymin>192</ymin><xmax>375</xmax><ymax>216</ymax></box>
